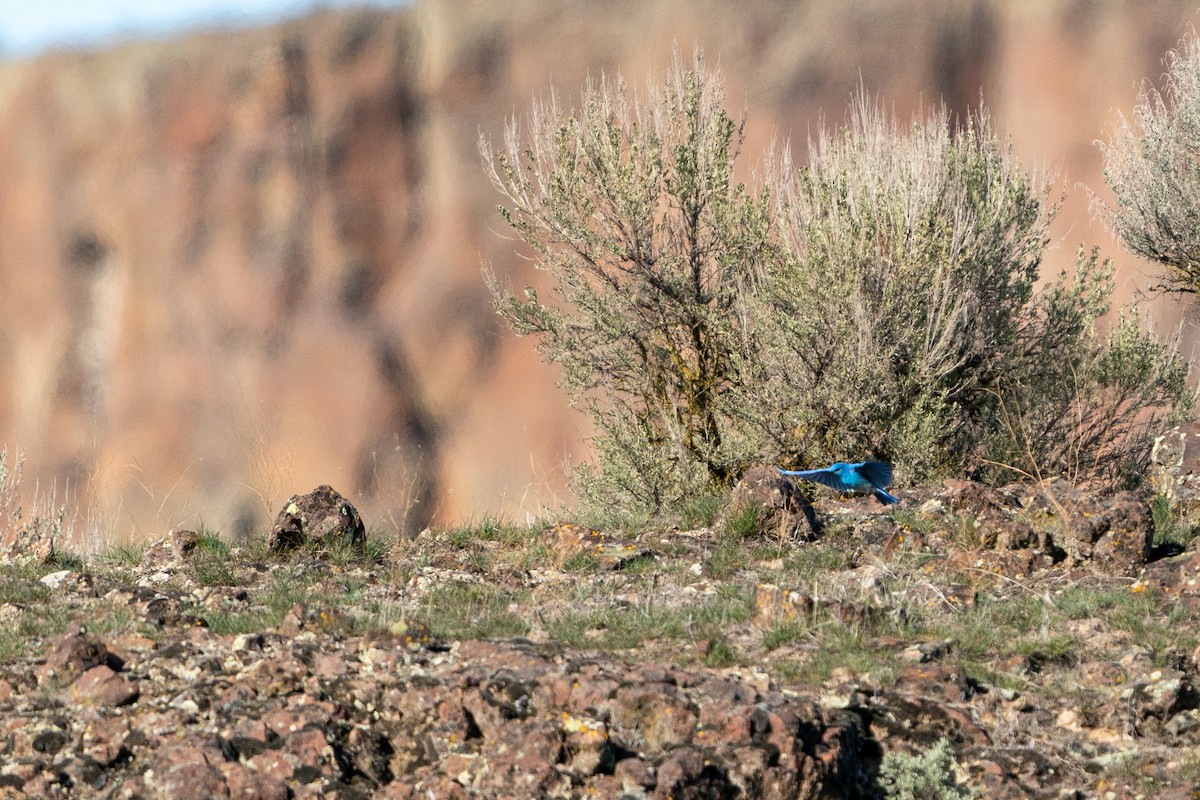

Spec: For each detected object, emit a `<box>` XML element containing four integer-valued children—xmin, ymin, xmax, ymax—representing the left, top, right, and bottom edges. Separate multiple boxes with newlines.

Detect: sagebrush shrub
<box><xmin>483</xmin><ymin>50</ymin><xmax>1191</xmax><ymax>517</ymax></box>
<box><xmin>878</xmin><ymin>739</ymin><xmax>979</xmax><ymax>800</ymax></box>
<box><xmin>736</xmin><ymin>103</ymin><xmax>1052</xmax><ymax>482</ymax></box>
<box><xmin>1101</xmin><ymin>31</ymin><xmax>1200</xmax><ymax>294</ymax></box>
<box><xmin>971</xmin><ymin>262</ymin><xmax>1192</xmax><ymax>487</ymax></box>
<box><xmin>482</xmin><ymin>49</ymin><xmax>773</xmax><ymax>513</ymax></box>
<box><xmin>741</xmin><ymin>102</ymin><xmax>1192</xmax><ymax>486</ymax></box>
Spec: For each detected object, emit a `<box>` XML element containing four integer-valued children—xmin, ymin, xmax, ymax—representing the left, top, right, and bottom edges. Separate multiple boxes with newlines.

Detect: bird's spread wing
<box><xmin>777</xmin><ymin>467</ymin><xmax>847</xmax><ymax>491</ymax></box>
<box><xmin>854</xmin><ymin>461</ymin><xmax>893</xmax><ymax>489</ymax></box>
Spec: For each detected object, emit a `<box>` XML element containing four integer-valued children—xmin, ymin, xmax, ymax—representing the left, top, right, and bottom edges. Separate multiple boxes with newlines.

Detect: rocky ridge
<box><xmin>0</xmin><ymin>468</ymin><xmax>1199</xmax><ymax>797</ymax></box>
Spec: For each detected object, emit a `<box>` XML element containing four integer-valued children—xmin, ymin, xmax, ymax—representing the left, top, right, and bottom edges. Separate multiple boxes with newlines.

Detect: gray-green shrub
<box><xmin>481</xmin><ymin>49</ymin><xmax>774</xmax><ymax>513</ymax></box>
<box><xmin>738</xmin><ymin>103</ymin><xmax>1051</xmax><ymax>481</ymax></box>
<box><xmin>878</xmin><ymin>739</ymin><xmax>979</xmax><ymax>800</ymax></box>
<box><xmin>1101</xmin><ymin>31</ymin><xmax>1200</xmax><ymax>294</ymax></box>
<box><xmin>743</xmin><ymin>103</ymin><xmax>1192</xmax><ymax>486</ymax></box>
<box><xmin>483</xmin><ymin>50</ymin><xmax>1191</xmax><ymax>516</ymax></box>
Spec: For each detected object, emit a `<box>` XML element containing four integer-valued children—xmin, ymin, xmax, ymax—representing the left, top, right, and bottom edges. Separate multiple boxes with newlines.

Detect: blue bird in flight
<box><xmin>776</xmin><ymin>461</ymin><xmax>899</xmax><ymax>505</ymax></box>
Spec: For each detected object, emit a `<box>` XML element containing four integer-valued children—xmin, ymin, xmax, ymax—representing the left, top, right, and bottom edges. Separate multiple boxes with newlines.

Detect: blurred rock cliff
<box><xmin>0</xmin><ymin>0</ymin><xmax>1195</xmax><ymax>542</ymax></box>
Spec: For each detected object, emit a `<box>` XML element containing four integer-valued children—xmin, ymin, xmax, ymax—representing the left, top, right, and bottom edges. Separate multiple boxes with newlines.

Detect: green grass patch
<box><xmin>779</xmin><ymin>543</ymin><xmax>855</xmax><ymax>582</ymax></box>
<box><xmin>0</xmin><ymin>561</ymin><xmax>54</xmax><ymax>605</ymax></box>
<box><xmin>192</xmin><ymin>555</ymin><xmax>239</xmax><ymax>587</ymax></box>
<box><xmin>763</xmin><ymin>621</ymin><xmax>809</xmax><ymax>651</ymax></box>
<box><xmin>88</xmin><ymin>605</ymin><xmax>141</xmax><ymax>638</ymax></box>
<box><xmin>889</xmin><ymin>508</ymin><xmax>942</xmax><ymax>538</ymax></box>
<box><xmin>0</xmin><ymin>603</ymin><xmax>78</xmax><ymax>659</ymax></box>
<box><xmin>1056</xmin><ymin>584</ymin><xmax>1153</xmax><ymax>620</ymax></box>
<box><xmin>723</xmin><ymin>504</ymin><xmax>761</xmax><ymax>540</ymax></box>
<box><xmin>708</xmin><ymin>539</ymin><xmax>751</xmax><ymax>580</ymax></box>
<box><xmin>1151</xmin><ymin>494</ymin><xmax>1196</xmax><ymax>550</ymax></box>
<box><xmin>102</xmin><ymin>545</ymin><xmax>144</xmax><ymax>566</ymax></box>
<box><xmin>769</xmin><ymin>658</ymin><xmax>804</xmax><ymax>683</ymax></box>
<box><xmin>188</xmin><ymin>529</ymin><xmax>240</xmax><ymax>586</ymax></box>
<box><xmin>549</xmin><ymin>606</ymin><xmax>686</xmax><ymax>650</ymax></box>
<box><xmin>617</xmin><ymin>552</ymin><xmax>661</xmax><ymax>575</ymax></box>
<box><xmin>698</xmin><ymin>583</ymin><xmax>752</xmax><ymax>624</ymax></box>
<box><xmin>936</xmin><ymin>593</ymin><xmax>1057</xmax><ymax>662</ymax></box>
<box><xmin>420</xmin><ymin>581</ymin><xmax>530</xmax><ymax>640</ymax></box>
<box><xmin>195</xmin><ymin>528</ymin><xmax>231</xmax><ymax>556</ymax></box>
<box><xmin>793</xmin><ymin>625</ymin><xmax>901</xmax><ymax>686</ymax></box>
<box><xmin>681</xmin><ymin>493</ymin><xmax>724</xmax><ymax>529</ymax></box>
<box><xmin>204</xmin><ymin>608</ymin><xmax>284</xmax><ymax>636</ymax></box>
<box><xmin>701</xmin><ymin>637</ymin><xmax>740</xmax><ymax>668</ymax></box>
<box><xmin>201</xmin><ymin>564</ymin><xmax>367</xmax><ymax>635</ymax></box>
<box><xmin>45</xmin><ymin>551</ymin><xmax>85</xmax><ymax>571</ymax></box>
<box><xmin>448</xmin><ymin>517</ymin><xmax>540</xmax><ymax>548</ymax></box>
<box><xmin>562</xmin><ymin>550</ymin><xmax>601</xmax><ymax>573</ymax></box>
<box><xmin>548</xmin><ymin>589</ymin><xmax>749</xmax><ymax>652</ymax></box>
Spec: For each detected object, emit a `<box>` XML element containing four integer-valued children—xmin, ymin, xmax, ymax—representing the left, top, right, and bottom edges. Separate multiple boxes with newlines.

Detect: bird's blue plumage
<box><xmin>776</xmin><ymin>460</ymin><xmax>899</xmax><ymax>505</ymax></box>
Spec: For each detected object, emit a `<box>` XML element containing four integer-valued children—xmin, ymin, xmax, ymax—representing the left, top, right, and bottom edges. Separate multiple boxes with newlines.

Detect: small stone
<box><xmin>221</xmin><ymin>762</ymin><xmax>289</xmax><ymax>800</ymax></box>
<box><xmin>143</xmin><ymin>741</ymin><xmax>229</xmax><ymax>799</ymax></box>
<box><xmin>900</xmin><ymin>640</ymin><xmax>952</xmax><ymax>664</ymax></box>
<box><xmin>232</xmin><ymin>633</ymin><xmax>266</xmax><ymax>652</ymax></box>
<box><xmin>143</xmin><ymin>529</ymin><xmax>201</xmax><ymax>566</ymax></box>
<box><xmin>1055</xmin><ymin>708</ymin><xmax>1082</xmax><ymax>730</ymax></box>
<box><xmin>614</xmin><ymin>757</ymin><xmax>655</xmax><ymax>791</ymax></box>
<box><xmin>38</xmin><ymin>624</ymin><xmax>114</xmax><ymax>686</ymax></box>
<box><xmin>282</xmin><ymin>727</ymin><xmax>332</xmax><ymax>765</ymax></box>
<box><xmin>752</xmin><ymin>583</ymin><xmax>813</xmax><ymax>628</ymax></box>
<box><xmin>82</xmin><ymin>716</ymin><xmax>131</xmax><ymax>765</ymax></box>
<box><xmin>1167</xmin><ymin>708</ymin><xmax>1200</xmax><ymax>735</ymax></box>
<box><xmin>72</xmin><ymin>665</ymin><xmax>139</xmax><ymax>707</ymax></box>
<box><xmin>39</xmin><ymin>570</ymin><xmax>73</xmax><ymax>590</ymax></box>
<box><xmin>30</xmin><ymin>726</ymin><xmax>69</xmax><ymax>755</ymax></box>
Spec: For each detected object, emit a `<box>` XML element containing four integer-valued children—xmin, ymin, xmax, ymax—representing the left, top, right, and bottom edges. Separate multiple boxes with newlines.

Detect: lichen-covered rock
<box><xmin>1122</xmin><ymin>668</ymin><xmax>1200</xmax><ymax>726</ymax></box>
<box><xmin>1152</xmin><ymin>423</ymin><xmax>1200</xmax><ymax>527</ymax></box>
<box><xmin>36</xmin><ymin>623</ymin><xmax>119</xmax><ymax>686</ymax></box>
<box><xmin>1019</xmin><ymin>480</ymin><xmax>1152</xmax><ymax>575</ymax></box>
<box><xmin>142</xmin><ymin>528</ymin><xmax>200</xmax><ymax>566</ymax></box>
<box><xmin>544</xmin><ymin>522</ymin><xmax>655</xmax><ymax>570</ymax></box>
<box><xmin>1143</xmin><ymin>551</ymin><xmax>1200</xmax><ymax>604</ymax></box>
<box><xmin>753</xmin><ymin>583</ymin><xmax>815</xmax><ymax>628</ymax></box>
<box><xmin>268</xmin><ymin>485</ymin><xmax>365</xmax><ymax>553</ymax></box>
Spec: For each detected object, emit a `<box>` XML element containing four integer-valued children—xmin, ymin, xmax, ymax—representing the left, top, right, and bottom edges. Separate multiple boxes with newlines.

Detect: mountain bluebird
<box><xmin>776</xmin><ymin>461</ymin><xmax>899</xmax><ymax>505</ymax></box>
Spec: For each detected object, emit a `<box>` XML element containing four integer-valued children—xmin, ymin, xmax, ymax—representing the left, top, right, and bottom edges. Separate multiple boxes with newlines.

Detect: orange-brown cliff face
<box><xmin>0</xmin><ymin>0</ymin><xmax>1195</xmax><ymax>542</ymax></box>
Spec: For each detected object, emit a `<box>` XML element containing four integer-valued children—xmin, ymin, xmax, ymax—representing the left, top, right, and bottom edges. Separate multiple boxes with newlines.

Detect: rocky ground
<box><xmin>1</xmin><ymin>470</ymin><xmax>1200</xmax><ymax>798</ymax></box>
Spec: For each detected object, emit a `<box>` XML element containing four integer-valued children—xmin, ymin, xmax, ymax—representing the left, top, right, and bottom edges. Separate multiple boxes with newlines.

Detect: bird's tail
<box><xmin>874</xmin><ymin>488</ymin><xmax>900</xmax><ymax>505</ymax></box>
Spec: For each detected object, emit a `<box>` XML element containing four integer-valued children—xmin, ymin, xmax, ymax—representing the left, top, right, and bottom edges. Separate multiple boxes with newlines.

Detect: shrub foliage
<box><xmin>878</xmin><ymin>739</ymin><xmax>979</xmax><ymax>800</ymax></box>
<box><xmin>745</xmin><ymin>104</ymin><xmax>1053</xmax><ymax>481</ymax></box>
<box><xmin>482</xmin><ymin>50</ymin><xmax>773</xmax><ymax>511</ymax></box>
<box><xmin>1101</xmin><ymin>32</ymin><xmax>1200</xmax><ymax>293</ymax></box>
<box><xmin>747</xmin><ymin>105</ymin><xmax>1191</xmax><ymax>487</ymax></box>
<box><xmin>483</xmin><ymin>50</ymin><xmax>1191</xmax><ymax>516</ymax></box>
